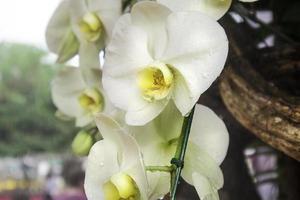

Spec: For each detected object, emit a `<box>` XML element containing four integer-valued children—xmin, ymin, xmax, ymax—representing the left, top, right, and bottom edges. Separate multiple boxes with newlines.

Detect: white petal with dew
<box><xmin>190</xmin><ymin>105</ymin><xmax>229</xmax><ymax>164</ymax></box>
<box><xmin>94</xmin><ymin>114</ymin><xmax>149</xmax><ymax>199</ymax></box>
<box><xmin>85</xmin><ymin>140</ymin><xmax>119</xmax><ymax>200</ymax></box>
<box><xmin>126</xmin><ymin>98</ymin><xmax>170</xmax><ymax>126</ymax></box>
<box><xmin>192</xmin><ymin>173</ymin><xmax>220</xmax><ymax>200</ymax></box>
<box><xmin>102</xmin><ymin>74</ymin><xmax>143</xmax><ymax>111</ymax></box>
<box><xmin>129</xmin><ymin>104</ymin><xmax>183</xmax><ymax>198</ymax></box>
<box><xmin>182</xmin><ymin>143</ymin><xmax>224</xmax><ymax>191</ymax></box>
<box><xmin>162</xmin><ymin>12</ymin><xmax>228</xmax><ymax>114</ymax></box>
<box><xmin>158</xmin><ymin>0</ymin><xmax>232</xmax><ymax>20</ymax></box>
<box><xmin>171</xmin><ymin>68</ymin><xmax>200</xmax><ymax>116</ymax></box>
<box><xmin>152</xmin><ymin>102</ymin><xmax>184</xmax><ymax>141</ymax></box>
<box><xmin>131</xmin><ymin>1</ymin><xmax>171</xmax><ymax>59</ymax></box>
<box><xmin>104</xmin><ymin>14</ymin><xmax>153</xmax><ymax>76</ymax></box>
<box><xmin>130</xmin><ymin>130</ymin><xmax>172</xmax><ymax>200</ymax></box>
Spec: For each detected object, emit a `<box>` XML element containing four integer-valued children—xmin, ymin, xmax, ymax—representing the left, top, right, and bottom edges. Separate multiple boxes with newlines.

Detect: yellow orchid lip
<box><xmin>78</xmin><ymin>88</ymin><xmax>104</xmax><ymax>114</ymax></box>
<box><xmin>79</xmin><ymin>12</ymin><xmax>104</xmax><ymax>42</ymax></box>
<box><xmin>138</xmin><ymin>62</ymin><xmax>174</xmax><ymax>102</ymax></box>
<box><xmin>103</xmin><ymin>181</ymin><xmax>121</xmax><ymax>200</ymax></box>
<box><xmin>103</xmin><ymin>172</ymin><xmax>140</xmax><ymax>200</ymax></box>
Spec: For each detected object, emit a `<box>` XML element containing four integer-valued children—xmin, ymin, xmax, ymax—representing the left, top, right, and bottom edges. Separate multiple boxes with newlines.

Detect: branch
<box><xmin>233</xmin><ymin>3</ymin><xmax>298</xmax><ymax>45</ymax></box>
<box><xmin>169</xmin><ymin>107</ymin><xmax>195</xmax><ymax>200</ymax></box>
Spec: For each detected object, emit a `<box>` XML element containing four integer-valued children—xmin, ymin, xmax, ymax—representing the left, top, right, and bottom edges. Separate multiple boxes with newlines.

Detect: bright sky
<box><xmin>0</xmin><ymin>0</ymin><xmax>61</xmax><ymax>50</ymax></box>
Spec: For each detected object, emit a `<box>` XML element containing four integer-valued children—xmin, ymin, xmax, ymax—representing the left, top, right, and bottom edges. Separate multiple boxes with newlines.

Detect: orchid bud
<box><xmin>72</xmin><ymin>130</ymin><xmax>94</xmax><ymax>156</ymax></box>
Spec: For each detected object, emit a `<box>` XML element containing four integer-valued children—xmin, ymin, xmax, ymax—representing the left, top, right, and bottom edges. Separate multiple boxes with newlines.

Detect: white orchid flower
<box><xmin>46</xmin><ymin>0</ymin><xmax>122</xmax><ymax>65</ymax></box>
<box><xmin>130</xmin><ymin>104</ymin><xmax>229</xmax><ymax>199</ymax></box>
<box><xmin>103</xmin><ymin>1</ymin><xmax>228</xmax><ymax>125</ymax></box>
<box><xmin>51</xmin><ymin>66</ymin><xmax>116</xmax><ymax>127</ymax></box>
<box><xmin>85</xmin><ymin>114</ymin><xmax>149</xmax><ymax>200</ymax></box>
<box><xmin>157</xmin><ymin>0</ymin><xmax>232</xmax><ymax>20</ymax></box>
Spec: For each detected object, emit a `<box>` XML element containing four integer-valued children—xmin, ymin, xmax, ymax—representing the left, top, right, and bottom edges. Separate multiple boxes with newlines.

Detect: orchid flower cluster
<box><xmin>46</xmin><ymin>0</ymin><xmax>258</xmax><ymax>199</ymax></box>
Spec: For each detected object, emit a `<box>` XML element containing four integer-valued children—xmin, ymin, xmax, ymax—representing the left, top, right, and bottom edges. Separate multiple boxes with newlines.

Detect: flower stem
<box><xmin>122</xmin><ymin>0</ymin><xmax>137</xmax><ymax>11</ymax></box>
<box><xmin>145</xmin><ymin>166</ymin><xmax>174</xmax><ymax>173</ymax></box>
<box><xmin>170</xmin><ymin>106</ymin><xmax>195</xmax><ymax>200</ymax></box>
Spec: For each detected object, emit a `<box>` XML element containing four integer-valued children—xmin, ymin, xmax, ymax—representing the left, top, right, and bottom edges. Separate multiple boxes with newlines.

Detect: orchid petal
<box><xmin>171</xmin><ymin>68</ymin><xmax>200</xmax><ymax>116</ymax></box>
<box><xmin>88</xmin><ymin>0</ymin><xmax>122</xmax><ymax>43</ymax></box>
<box><xmin>51</xmin><ymin>67</ymin><xmax>85</xmax><ymax>118</ymax></box>
<box><xmin>75</xmin><ymin>114</ymin><xmax>93</xmax><ymax>127</ymax></box>
<box><xmin>129</xmin><ymin>104</ymin><xmax>183</xmax><ymax>198</ymax></box>
<box><xmin>85</xmin><ymin>140</ymin><xmax>119</xmax><ymax>200</ymax></box>
<box><xmin>103</xmin><ymin>14</ymin><xmax>153</xmax><ymax>76</ymax></box>
<box><xmin>79</xmin><ymin>41</ymin><xmax>102</xmax><ymax>69</ymax></box>
<box><xmin>126</xmin><ymin>98</ymin><xmax>169</xmax><ymax>126</ymax></box>
<box><xmin>152</xmin><ymin>102</ymin><xmax>184</xmax><ymax>141</ymax></box>
<box><xmin>94</xmin><ymin>114</ymin><xmax>149</xmax><ymax>199</ymax></box>
<box><xmin>192</xmin><ymin>173</ymin><xmax>220</xmax><ymax>200</ymax></box>
<box><xmin>158</xmin><ymin>0</ymin><xmax>232</xmax><ymax>20</ymax></box>
<box><xmin>102</xmin><ymin>74</ymin><xmax>142</xmax><ymax>111</ymax></box>
<box><xmin>182</xmin><ymin>143</ymin><xmax>224</xmax><ymax>195</ymax></box>
<box><xmin>46</xmin><ymin>0</ymin><xmax>79</xmax><ymax>62</ymax></box>
<box><xmin>131</xmin><ymin>1</ymin><xmax>171</xmax><ymax>59</ymax></box>
<box><xmin>181</xmin><ymin>104</ymin><xmax>229</xmax><ymax>199</ymax></box>
<box><xmin>162</xmin><ymin>12</ymin><xmax>228</xmax><ymax>114</ymax></box>
<box><xmin>190</xmin><ymin>105</ymin><xmax>229</xmax><ymax>164</ymax></box>
<box><xmin>69</xmin><ymin>0</ymin><xmax>88</xmax><ymax>22</ymax></box>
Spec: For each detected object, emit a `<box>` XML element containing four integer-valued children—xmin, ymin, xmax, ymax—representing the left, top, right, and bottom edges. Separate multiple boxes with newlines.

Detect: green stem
<box><xmin>84</xmin><ymin>124</ymin><xmax>98</xmax><ymax>134</ymax></box>
<box><xmin>170</xmin><ymin>106</ymin><xmax>195</xmax><ymax>200</ymax></box>
<box><xmin>122</xmin><ymin>0</ymin><xmax>137</xmax><ymax>11</ymax></box>
<box><xmin>145</xmin><ymin>166</ymin><xmax>174</xmax><ymax>173</ymax></box>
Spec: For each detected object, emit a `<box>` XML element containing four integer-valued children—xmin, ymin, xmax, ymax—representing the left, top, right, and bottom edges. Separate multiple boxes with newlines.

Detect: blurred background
<box><xmin>0</xmin><ymin>0</ymin><xmax>299</xmax><ymax>200</ymax></box>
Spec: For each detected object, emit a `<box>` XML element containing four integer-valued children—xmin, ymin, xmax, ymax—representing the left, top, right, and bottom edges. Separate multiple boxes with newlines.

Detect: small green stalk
<box><xmin>170</xmin><ymin>106</ymin><xmax>195</xmax><ymax>200</ymax></box>
<box><xmin>145</xmin><ymin>166</ymin><xmax>174</xmax><ymax>173</ymax></box>
<box><xmin>122</xmin><ymin>0</ymin><xmax>137</xmax><ymax>11</ymax></box>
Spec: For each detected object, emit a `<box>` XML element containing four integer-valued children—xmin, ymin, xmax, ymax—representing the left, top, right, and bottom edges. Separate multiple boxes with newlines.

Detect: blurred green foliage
<box><xmin>0</xmin><ymin>43</ymin><xmax>77</xmax><ymax>156</ymax></box>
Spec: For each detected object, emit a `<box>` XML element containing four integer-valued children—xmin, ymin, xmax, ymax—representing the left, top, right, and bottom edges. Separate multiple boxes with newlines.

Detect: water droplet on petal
<box><xmin>202</xmin><ymin>73</ymin><xmax>209</xmax><ymax>79</ymax></box>
<box><xmin>99</xmin><ymin>162</ymin><xmax>104</xmax><ymax>167</ymax></box>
